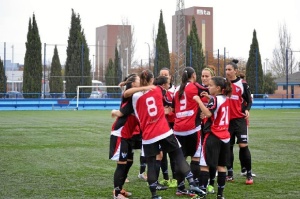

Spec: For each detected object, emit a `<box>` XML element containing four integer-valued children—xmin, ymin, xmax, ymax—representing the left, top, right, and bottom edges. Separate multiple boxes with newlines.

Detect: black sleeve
<box><xmin>120</xmin><ymin>98</ymin><xmax>134</xmax><ymax>116</ymax></box>
<box><xmin>242</xmin><ymin>81</ymin><xmax>252</xmax><ymax>111</ymax></box>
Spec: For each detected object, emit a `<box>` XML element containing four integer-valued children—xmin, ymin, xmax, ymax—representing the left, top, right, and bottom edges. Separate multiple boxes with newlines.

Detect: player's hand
<box><xmin>200</xmin><ymin>91</ymin><xmax>210</xmax><ymax>99</ymax></box>
<box><xmin>244</xmin><ymin>110</ymin><xmax>250</xmax><ymax>119</ymax></box>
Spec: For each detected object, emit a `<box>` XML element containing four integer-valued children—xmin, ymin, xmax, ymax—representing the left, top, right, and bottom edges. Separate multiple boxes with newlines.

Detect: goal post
<box><xmin>76</xmin><ymin>85</ymin><xmax>123</xmax><ymax>110</ymax></box>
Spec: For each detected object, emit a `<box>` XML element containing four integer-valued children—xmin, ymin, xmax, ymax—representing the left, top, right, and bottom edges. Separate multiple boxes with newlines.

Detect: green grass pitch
<box><xmin>0</xmin><ymin>109</ymin><xmax>299</xmax><ymax>199</ymax></box>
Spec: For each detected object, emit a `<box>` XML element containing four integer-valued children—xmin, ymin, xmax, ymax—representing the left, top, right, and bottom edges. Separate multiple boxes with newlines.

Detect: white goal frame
<box><xmin>76</xmin><ymin>85</ymin><xmax>123</xmax><ymax>110</ymax></box>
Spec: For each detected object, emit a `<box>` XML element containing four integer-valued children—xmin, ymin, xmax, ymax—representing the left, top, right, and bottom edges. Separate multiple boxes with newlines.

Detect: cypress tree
<box><xmin>246</xmin><ymin>30</ymin><xmax>264</xmax><ymax>95</ymax></box>
<box><xmin>154</xmin><ymin>10</ymin><xmax>170</xmax><ymax>77</ymax></box>
<box><xmin>49</xmin><ymin>45</ymin><xmax>63</xmax><ymax>95</ymax></box>
<box><xmin>105</xmin><ymin>59</ymin><xmax>115</xmax><ymax>97</ymax></box>
<box><xmin>23</xmin><ymin>14</ymin><xmax>42</xmax><ymax>98</ymax></box>
<box><xmin>0</xmin><ymin>58</ymin><xmax>6</xmax><ymax>98</ymax></box>
<box><xmin>65</xmin><ymin>9</ymin><xmax>92</xmax><ymax>98</ymax></box>
<box><xmin>186</xmin><ymin>17</ymin><xmax>205</xmax><ymax>83</ymax></box>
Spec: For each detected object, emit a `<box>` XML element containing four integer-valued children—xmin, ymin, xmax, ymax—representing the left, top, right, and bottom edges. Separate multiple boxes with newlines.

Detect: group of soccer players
<box><xmin>109</xmin><ymin>59</ymin><xmax>254</xmax><ymax>199</ymax></box>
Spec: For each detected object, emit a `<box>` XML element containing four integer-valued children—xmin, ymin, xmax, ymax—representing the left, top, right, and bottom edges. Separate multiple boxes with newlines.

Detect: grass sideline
<box><xmin>0</xmin><ymin>109</ymin><xmax>299</xmax><ymax>199</ymax></box>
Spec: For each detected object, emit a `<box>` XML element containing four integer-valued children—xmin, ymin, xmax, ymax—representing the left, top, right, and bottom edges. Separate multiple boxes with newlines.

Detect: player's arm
<box><xmin>111</xmin><ymin>109</ymin><xmax>124</xmax><ymax>118</ymax></box>
<box><xmin>193</xmin><ymin>95</ymin><xmax>212</xmax><ymax>118</ymax></box>
<box><xmin>123</xmin><ymin>85</ymin><xmax>156</xmax><ymax>98</ymax></box>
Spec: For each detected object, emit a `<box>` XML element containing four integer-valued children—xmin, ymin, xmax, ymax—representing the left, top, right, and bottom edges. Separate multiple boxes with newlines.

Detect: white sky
<box><xmin>0</xmin><ymin>0</ymin><xmax>299</xmax><ymax>68</ymax></box>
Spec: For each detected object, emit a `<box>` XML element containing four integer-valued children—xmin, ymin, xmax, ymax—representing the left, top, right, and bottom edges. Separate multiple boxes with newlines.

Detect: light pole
<box><xmin>124</xmin><ymin>48</ymin><xmax>128</xmax><ymax>77</ymax></box>
<box><xmin>11</xmin><ymin>45</ymin><xmax>14</xmax><ymax>91</ymax></box>
<box><xmin>92</xmin><ymin>55</ymin><xmax>95</xmax><ymax>80</ymax></box>
<box><xmin>145</xmin><ymin>42</ymin><xmax>150</xmax><ymax>68</ymax></box>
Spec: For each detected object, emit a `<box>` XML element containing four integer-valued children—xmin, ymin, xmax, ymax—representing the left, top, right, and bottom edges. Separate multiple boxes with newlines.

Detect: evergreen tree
<box><xmin>105</xmin><ymin>59</ymin><xmax>115</xmax><ymax>97</ymax></box>
<box><xmin>246</xmin><ymin>30</ymin><xmax>264</xmax><ymax>95</ymax></box>
<box><xmin>186</xmin><ymin>17</ymin><xmax>205</xmax><ymax>83</ymax></box>
<box><xmin>65</xmin><ymin>9</ymin><xmax>92</xmax><ymax>98</ymax></box>
<box><xmin>49</xmin><ymin>45</ymin><xmax>63</xmax><ymax>95</ymax></box>
<box><xmin>0</xmin><ymin>58</ymin><xmax>7</xmax><ymax>98</ymax></box>
<box><xmin>23</xmin><ymin>14</ymin><xmax>42</xmax><ymax>98</ymax></box>
<box><xmin>154</xmin><ymin>10</ymin><xmax>170</xmax><ymax>77</ymax></box>
<box><xmin>263</xmin><ymin>72</ymin><xmax>277</xmax><ymax>94</ymax></box>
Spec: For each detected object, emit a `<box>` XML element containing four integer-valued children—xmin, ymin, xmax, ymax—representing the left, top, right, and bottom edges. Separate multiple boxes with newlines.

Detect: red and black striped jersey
<box><xmin>228</xmin><ymin>77</ymin><xmax>252</xmax><ymax>119</ymax></box>
<box><xmin>111</xmin><ymin>94</ymin><xmax>139</xmax><ymax>139</ymax></box>
<box><xmin>132</xmin><ymin>86</ymin><xmax>173</xmax><ymax>144</ymax></box>
<box><xmin>172</xmin><ymin>82</ymin><xmax>207</xmax><ymax>135</ymax></box>
<box><xmin>203</xmin><ymin>95</ymin><xmax>230</xmax><ymax>142</ymax></box>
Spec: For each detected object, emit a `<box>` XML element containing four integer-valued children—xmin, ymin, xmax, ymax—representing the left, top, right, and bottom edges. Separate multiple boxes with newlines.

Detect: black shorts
<box><xmin>109</xmin><ymin>135</ymin><xmax>133</xmax><ymax>161</ymax></box>
<box><xmin>229</xmin><ymin>118</ymin><xmax>248</xmax><ymax>145</ymax></box>
<box><xmin>176</xmin><ymin>132</ymin><xmax>199</xmax><ymax>157</ymax></box>
<box><xmin>143</xmin><ymin>134</ymin><xmax>181</xmax><ymax>157</ymax></box>
<box><xmin>204</xmin><ymin>133</ymin><xmax>230</xmax><ymax>167</ymax></box>
<box><xmin>131</xmin><ymin>134</ymin><xmax>142</xmax><ymax>149</ymax></box>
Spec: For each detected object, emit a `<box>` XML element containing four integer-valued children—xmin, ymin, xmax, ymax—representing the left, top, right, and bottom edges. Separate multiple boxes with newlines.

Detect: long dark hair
<box><xmin>178</xmin><ymin>67</ymin><xmax>195</xmax><ymax>100</ymax></box>
<box><xmin>211</xmin><ymin>76</ymin><xmax>232</xmax><ymax>96</ymax></box>
<box><xmin>119</xmin><ymin>73</ymin><xmax>138</xmax><ymax>90</ymax></box>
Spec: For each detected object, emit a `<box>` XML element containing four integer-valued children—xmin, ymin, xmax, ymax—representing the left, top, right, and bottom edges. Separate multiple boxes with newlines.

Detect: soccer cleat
<box><xmin>169</xmin><ymin>179</ymin><xmax>177</xmax><ymax>188</ymax></box>
<box><xmin>113</xmin><ymin>189</ymin><xmax>132</xmax><ymax>197</ymax></box>
<box><xmin>226</xmin><ymin>176</ymin><xmax>234</xmax><ymax>182</ymax></box>
<box><xmin>241</xmin><ymin>171</ymin><xmax>256</xmax><ymax>177</ymax></box>
<box><xmin>152</xmin><ymin>195</ymin><xmax>162</xmax><ymax>199</ymax></box>
<box><xmin>137</xmin><ymin>172</ymin><xmax>147</xmax><ymax>181</ymax></box>
<box><xmin>156</xmin><ymin>183</ymin><xmax>168</xmax><ymax>190</ymax></box>
<box><xmin>159</xmin><ymin>179</ymin><xmax>170</xmax><ymax>186</ymax></box>
<box><xmin>246</xmin><ymin>177</ymin><xmax>254</xmax><ymax>185</ymax></box>
<box><xmin>113</xmin><ymin>194</ymin><xmax>128</xmax><ymax>199</ymax></box>
<box><xmin>189</xmin><ymin>185</ymin><xmax>206</xmax><ymax>197</ymax></box>
<box><xmin>176</xmin><ymin>189</ymin><xmax>196</xmax><ymax>197</ymax></box>
<box><xmin>216</xmin><ymin>195</ymin><xmax>225</xmax><ymax>199</ymax></box>
<box><xmin>207</xmin><ymin>185</ymin><xmax>215</xmax><ymax>194</ymax></box>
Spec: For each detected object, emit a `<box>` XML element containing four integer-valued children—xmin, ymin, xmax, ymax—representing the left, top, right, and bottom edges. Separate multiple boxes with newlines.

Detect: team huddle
<box><xmin>109</xmin><ymin>59</ymin><xmax>254</xmax><ymax>199</ymax></box>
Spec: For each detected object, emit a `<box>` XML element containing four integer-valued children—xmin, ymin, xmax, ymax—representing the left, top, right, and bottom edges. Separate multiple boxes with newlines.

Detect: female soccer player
<box><xmin>110</xmin><ymin>74</ymin><xmax>154</xmax><ymax>199</ymax></box>
<box><xmin>172</xmin><ymin>66</ymin><xmax>208</xmax><ymax>196</ymax></box>
<box><xmin>193</xmin><ymin>76</ymin><xmax>232</xmax><ymax>199</ymax></box>
<box><xmin>127</xmin><ymin>69</ymin><xmax>205</xmax><ymax>199</ymax></box>
<box><xmin>225</xmin><ymin>59</ymin><xmax>254</xmax><ymax>185</ymax></box>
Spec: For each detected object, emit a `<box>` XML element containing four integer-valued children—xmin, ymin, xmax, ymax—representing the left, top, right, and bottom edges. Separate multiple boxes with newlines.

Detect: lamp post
<box><xmin>11</xmin><ymin>45</ymin><xmax>14</xmax><ymax>91</ymax></box>
<box><xmin>92</xmin><ymin>54</ymin><xmax>95</xmax><ymax>80</ymax></box>
<box><xmin>145</xmin><ymin>42</ymin><xmax>150</xmax><ymax>68</ymax></box>
<box><xmin>124</xmin><ymin>48</ymin><xmax>128</xmax><ymax>77</ymax></box>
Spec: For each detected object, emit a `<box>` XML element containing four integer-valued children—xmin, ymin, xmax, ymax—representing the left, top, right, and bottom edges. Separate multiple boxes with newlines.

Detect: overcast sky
<box><xmin>0</xmin><ymin>0</ymin><xmax>299</xmax><ymax>68</ymax></box>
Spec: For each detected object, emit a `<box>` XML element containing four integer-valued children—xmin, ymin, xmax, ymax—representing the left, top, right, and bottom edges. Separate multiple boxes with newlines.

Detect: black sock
<box><xmin>240</xmin><ymin>146</ymin><xmax>252</xmax><ymax>177</ymax></box>
<box><xmin>113</xmin><ymin>163</ymin><xmax>126</xmax><ymax>196</ymax></box>
<box><xmin>156</xmin><ymin>160</ymin><xmax>161</xmax><ymax>179</ymax></box>
<box><xmin>217</xmin><ymin>171</ymin><xmax>226</xmax><ymax>196</ymax></box>
<box><xmin>227</xmin><ymin>146</ymin><xmax>234</xmax><ymax>176</ymax></box>
<box><xmin>161</xmin><ymin>152</ymin><xmax>169</xmax><ymax>180</ymax></box>
<box><xmin>199</xmin><ymin>170</ymin><xmax>209</xmax><ymax>191</ymax></box>
<box><xmin>140</xmin><ymin>155</ymin><xmax>147</xmax><ymax>174</ymax></box>
<box><xmin>209</xmin><ymin>167</ymin><xmax>217</xmax><ymax>186</ymax></box>
<box><xmin>190</xmin><ymin>160</ymin><xmax>200</xmax><ymax>185</ymax></box>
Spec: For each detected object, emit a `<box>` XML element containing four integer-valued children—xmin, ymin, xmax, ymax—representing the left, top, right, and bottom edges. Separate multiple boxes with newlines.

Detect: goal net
<box><xmin>76</xmin><ymin>85</ymin><xmax>123</xmax><ymax>110</ymax></box>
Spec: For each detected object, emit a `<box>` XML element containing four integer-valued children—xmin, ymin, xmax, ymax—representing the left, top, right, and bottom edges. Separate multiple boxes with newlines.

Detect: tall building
<box><xmin>95</xmin><ymin>25</ymin><xmax>131</xmax><ymax>82</ymax></box>
<box><xmin>172</xmin><ymin>6</ymin><xmax>213</xmax><ymax>59</ymax></box>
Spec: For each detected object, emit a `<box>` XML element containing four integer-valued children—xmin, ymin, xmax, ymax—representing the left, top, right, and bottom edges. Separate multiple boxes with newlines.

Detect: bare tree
<box><xmin>119</xmin><ymin>17</ymin><xmax>136</xmax><ymax>77</ymax></box>
<box><xmin>271</xmin><ymin>22</ymin><xmax>297</xmax><ymax>77</ymax></box>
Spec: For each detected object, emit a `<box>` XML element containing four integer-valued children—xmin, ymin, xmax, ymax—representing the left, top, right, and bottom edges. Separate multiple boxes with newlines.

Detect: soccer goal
<box><xmin>76</xmin><ymin>85</ymin><xmax>123</xmax><ymax>110</ymax></box>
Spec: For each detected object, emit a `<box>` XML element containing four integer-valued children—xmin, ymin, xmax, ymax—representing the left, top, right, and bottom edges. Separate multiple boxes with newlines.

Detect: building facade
<box><xmin>95</xmin><ymin>25</ymin><xmax>131</xmax><ymax>82</ymax></box>
<box><xmin>172</xmin><ymin>6</ymin><xmax>213</xmax><ymax>60</ymax></box>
